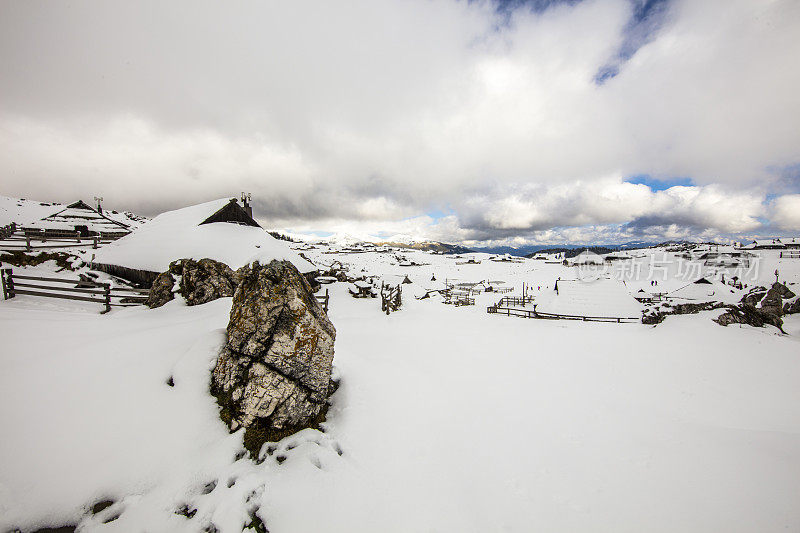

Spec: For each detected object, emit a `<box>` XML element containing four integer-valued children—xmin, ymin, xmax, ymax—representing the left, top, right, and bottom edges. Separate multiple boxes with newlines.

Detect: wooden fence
<box><xmin>314</xmin><ymin>289</ymin><xmax>330</xmax><ymax>313</ymax></box>
<box><xmin>0</xmin><ymin>225</ymin><xmax>125</xmax><ymax>252</ymax></box>
<box><xmin>380</xmin><ymin>282</ymin><xmax>401</xmax><ymax>314</ymax></box>
<box><xmin>1</xmin><ymin>268</ymin><xmax>148</xmax><ymax>313</ymax></box>
<box><xmin>449</xmin><ymin>294</ymin><xmax>475</xmax><ymax>306</ymax></box>
<box><xmin>487</xmin><ymin>297</ymin><xmax>639</xmax><ymax>323</ymax></box>
<box><xmin>780</xmin><ymin>251</ymin><xmax>800</xmax><ymax>259</ymax></box>
<box><xmin>493</xmin><ymin>296</ymin><xmax>536</xmax><ymax>307</ymax></box>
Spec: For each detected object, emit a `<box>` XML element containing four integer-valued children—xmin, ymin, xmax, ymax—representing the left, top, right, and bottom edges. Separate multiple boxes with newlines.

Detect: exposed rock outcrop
<box><xmin>784</xmin><ymin>298</ymin><xmax>800</xmax><ymax>315</ymax></box>
<box><xmin>147</xmin><ymin>271</ymin><xmax>176</xmax><ymax>308</ymax></box>
<box><xmin>175</xmin><ymin>258</ymin><xmax>240</xmax><ymax>306</ymax></box>
<box><xmin>714</xmin><ymin>304</ymin><xmax>785</xmax><ymax>333</ymax></box>
<box><xmin>146</xmin><ymin>258</ymin><xmax>241</xmax><ymax>308</ymax></box>
<box><xmin>211</xmin><ymin>260</ymin><xmax>336</xmax><ymax>455</ymax></box>
<box><xmin>641</xmin><ymin>301</ymin><xmax>726</xmax><ymax>325</ymax></box>
<box><xmin>739</xmin><ymin>282</ymin><xmax>796</xmax><ymax>316</ymax></box>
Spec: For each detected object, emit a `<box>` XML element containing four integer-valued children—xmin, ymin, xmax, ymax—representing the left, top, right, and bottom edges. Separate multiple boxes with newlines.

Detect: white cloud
<box><xmin>1</xmin><ymin>0</ymin><xmax>799</xmax><ymax>243</ymax></box>
<box><xmin>771</xmin><ymin>195</ymin><xmax>800</xmax><ymax>231</ymax></box>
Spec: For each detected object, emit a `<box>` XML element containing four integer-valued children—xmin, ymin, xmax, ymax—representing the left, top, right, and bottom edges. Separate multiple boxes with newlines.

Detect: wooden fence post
<box><xmin>93</xmin><ymin>237</ymin><xmax>98</xmax><ymax>249</ymax></box>
<box><xmin>76</xmin><ymin>231</ymin><xmax>81</xmax><ymax>243</ymax></box>
<box><xmin>25</xmin><ymin>235</ymin><xmax>31</xmax><ymax>252</ymax></box>
<box><xmin>102</xmin><ymin>283</ymin><xmax>111</xmax><ymax>313</ymax></box>
<box><xmin>2</xmin><ymin>268</ymin><xmax>15</xmax><ymax>299</ymax></box>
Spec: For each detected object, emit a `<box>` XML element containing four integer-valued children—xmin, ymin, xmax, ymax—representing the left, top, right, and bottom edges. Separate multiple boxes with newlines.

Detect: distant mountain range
<box><xmin>372</xmin><ymin>241</ymin><xmax>471</xmax><ymax>254</ymax></box>
<box><xmin>472</xmin><ymin>240</ymin><xmax>702</xmax><ymax>257</ymax></box>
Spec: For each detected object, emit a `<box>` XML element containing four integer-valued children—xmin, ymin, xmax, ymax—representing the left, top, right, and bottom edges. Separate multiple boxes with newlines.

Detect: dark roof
<box><xmin>43</xmin><ymin>200</ymin><xmax>131</xmax><ymax>229</ymax></box>
<box><xmin>199</xmin><ymin>198</ymin><xmax>261</xmax><ymax>228</ymax></box>
<box><xmin>65</xmin><ymin>200</ymin><xmax>94</xmax><ymax>210</ymax></box>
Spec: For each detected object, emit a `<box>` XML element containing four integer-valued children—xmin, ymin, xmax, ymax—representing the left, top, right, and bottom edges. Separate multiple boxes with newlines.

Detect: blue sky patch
<box><xmin>625</xmin><ymin>174</ymin><xmax>694</xmax><ymax>191</ymax></box>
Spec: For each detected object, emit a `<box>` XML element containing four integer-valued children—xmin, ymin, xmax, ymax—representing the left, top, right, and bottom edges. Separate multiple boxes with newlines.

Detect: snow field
<box><xmin>1</xmin><ymin>245</ymin><xmax>800</xmax><ymax>531</ymax></box>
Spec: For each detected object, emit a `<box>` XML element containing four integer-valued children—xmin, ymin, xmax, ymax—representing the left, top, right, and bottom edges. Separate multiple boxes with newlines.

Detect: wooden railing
<box><xmin>450</xmin><ymin>295</ymin><xmax>475</xmax><ymax>306</ymax></box>
<box><xmin>490</xmin><ymin>286</ymin><xmax>513</xmax><ymax>294</ymax></box>
<box><xmin>0</xmin><ymin>225</ymin><xmax>127</xmax><ymax>252</ymax></box>
<box><xmin>780</xmin><ymin>251</ymin><xmax>800</xmax><ymax>259</ymax></box>
<box><xmin>493</xmin><ymin>296</ymin><xmax>536</xmax><ymax>307</ymax></box>
<box><xmin>314</xmin><ymin>289</ymin><xmax>330</xmax><ymax>313</ymax></box>
<box><xmin>1</xmin><ymin>268</ymin><xmax>148</xmax><ymax>313</ymax></box>
<box><xmin>380</xmin><ymin>282</ymin><xmax>401</xmax><ymax>314</ymax></box>
<box><xmin>487</xmin><ymin>296</ymin><xmax>638</xmax><ymax>323</ymax></box>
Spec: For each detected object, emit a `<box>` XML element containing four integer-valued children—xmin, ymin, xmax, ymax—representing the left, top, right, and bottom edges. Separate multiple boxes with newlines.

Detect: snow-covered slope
<box><xmin>0</xmin><ymin>196</ymin><xmax>64</xmax><ymax>226</ymax></box>
<box><xmin>2</xmin><ymin>243</ymin><xmax>800</xmax><ymax>532</ymax></box>
<box><xmin>93</xmin><ymin>199</ymin><xmax>316</xmax><ymax>274</ymax></box>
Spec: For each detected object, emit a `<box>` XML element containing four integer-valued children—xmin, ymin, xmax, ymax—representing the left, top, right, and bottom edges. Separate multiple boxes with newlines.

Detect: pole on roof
<box><xmin>94</xmin><ymin>196</ymin><xmax>103</xmax><ymax>213</ymax></box>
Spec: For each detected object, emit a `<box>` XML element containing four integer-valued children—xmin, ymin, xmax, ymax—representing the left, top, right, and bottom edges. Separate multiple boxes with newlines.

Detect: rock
<box><xmin>146</xmin><ymin>271</ymin><xmax>176</xmax><ymax>308</ymax></box>
<box><xmin>759</xmin><ymin>288</ymin><xmax>784</xmax><ymax>315</ymax></box>
<box><xmin>741</xmin><ymin>288</ymin><xmax>767</xmax><ymax>306</ymax></box>
<box><xmin>771</xmin><ymin>282</ymin><xmax>796</xmax><ymax>299</ymax></box>
<box><xmin>783</xmin><ymin>297</ymin><xmax>800</xmax><ymax>315</ymax></box>
<box><xmin>173</xmin><ymin>258</ymin><xmax>240</xmax><ymax>306</ymax></box>
<box><xmin>641</xmin><ymin>301</ymin><xmax>725</xmax><ymax>325</ymax></box>
<box><xmin>211</xmin><ymin>260</ymin><xmax>336</xmax><ymax>456</ymax></box>
<box><xmin>147</xmin><ymin>258</ymin><xmax>240</xmax><ymax>308</ymax></box>
<box><xmin>714</xmin><ymin>304</ymin><xmax>785</xmax><ymax>333</ymax></box>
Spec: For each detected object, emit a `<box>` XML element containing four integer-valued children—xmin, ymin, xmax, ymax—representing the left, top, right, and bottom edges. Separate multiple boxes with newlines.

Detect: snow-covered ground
<box><xmin>2</xmin><ymin>243</ymin><xmax>800</xmax><ymax>532</ymax></box>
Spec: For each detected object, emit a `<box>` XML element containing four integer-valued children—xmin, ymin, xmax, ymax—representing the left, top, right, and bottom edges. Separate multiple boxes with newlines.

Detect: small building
<box><xmin>742</xmin><ymin>239</ymin><xmax>785</xmax><ymax>250</ymax></box>
<box><xmin>666</xmin><ymin>277</ymin><xmax>742</xmax><ymax>304</ymax></box>
<box><xmin>92</xmin><ymin>198</ymin><xmax>317</xmax><ymax>286</ymax></box>
<box><xmin>782</xmin><ymin>237</ymin><xmax>800</xmax><ymax>249</ymax></box>
<box><xmin>28</xmin><ymin>200</ymin><xmax>134</xmax><ymax>237</ymax></box>
<box><xmin>568</xmin><ymin>250</ymin><xmax>604</xmax><ymax>266</ymax></box>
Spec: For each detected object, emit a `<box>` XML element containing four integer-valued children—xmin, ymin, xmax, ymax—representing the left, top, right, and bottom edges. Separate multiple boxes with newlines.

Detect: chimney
<box><xmin>240</xmin><ymin>192</ymin><xmax>253</xmax><ymax>218</ymax></box>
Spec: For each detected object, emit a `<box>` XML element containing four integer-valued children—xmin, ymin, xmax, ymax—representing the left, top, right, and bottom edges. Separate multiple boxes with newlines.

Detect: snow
<box><xmin>0</xmin><ymin>196</ymin><xmax>65</xmax><ymax>226</ymax></box>
<box><xmin>92</xmin><ymin>199</ymin><xmax>316</xmax><ymax>274</ymax></box>
<box><xmin>0</xmin><ymin>195</ymin><xmax>144</xmax><ymax>230</ymax></box>
<box><xmin>2</xmin><ymin>240</ymin><xmax>800</xmax><ymax>532</ymax></box>
<box><xmin>535</xmin><ymin>278</ymin><xmax>644</xmax><ymax>319</ymax></box>
<box><xmin>667</xmin><ymin>279</ymin><xmax>743</xmax><ymax>304</ymax></box>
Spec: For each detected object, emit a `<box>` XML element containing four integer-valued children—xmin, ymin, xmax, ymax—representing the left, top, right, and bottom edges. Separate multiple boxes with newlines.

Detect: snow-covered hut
<box><xmin>28</xmin><ymin>200</ymin><xmax>134</xmax><ymax>237</ymax></box>
<box><xmin>92</xmin><ymin>198</ymin><xmax>317</xmax><ymax>286</ymax></box>
<box><xmin>568</xmin><ymin>250</ymin><xmax>605</xmax><ymax>266</ymax></box>
<box><xmin>742</xmin><ymin>239</ymin><xmax>785</xmax><ymax>250</ymax></box>
<box><xmin>666</xmin><ymin>277</ymin><xmax>741</xmax><ymax>304</ymax></box>
<box><xmin>535</xmin><ymin>278</ymin><xmax>643</xmax><ymax>320</ymax></box>
<box><xmin>783</xmin><ymin>237</ymin><xmax>800</xmax><ymax>249</ymax></box>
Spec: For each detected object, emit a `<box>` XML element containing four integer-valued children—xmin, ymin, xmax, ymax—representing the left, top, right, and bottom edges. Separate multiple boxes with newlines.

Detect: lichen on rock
<box><xmin>146</xmin><ymin>258</ymin><xmax>241</xmax><ymax>308</ymax></box>
<box><xmin>211</xmin><ymin>259</ymin><xmax>336</xmax><ymax>456</ymax></box>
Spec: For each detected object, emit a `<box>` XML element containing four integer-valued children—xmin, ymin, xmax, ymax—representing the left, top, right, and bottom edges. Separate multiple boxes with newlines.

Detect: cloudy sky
<box><xmin>1</xmin><ymin>0</ymin><xmax>799</xmax><ymax>246</ymax></box>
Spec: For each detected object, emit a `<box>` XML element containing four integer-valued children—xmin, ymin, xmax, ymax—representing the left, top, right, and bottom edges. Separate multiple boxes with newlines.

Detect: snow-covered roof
<box><xmin>32</xmin><ymin>200</ymin><xmax>132</xmax><ymax>233</ymax></box>
<box><xmin>93</xmin><ymin>199</ymin><xmax>316</xmax><ymax>273</ymax></box>
<box><xmin>667</xmin><ymin>278</ymin><xmax>742</xmax><ymax>304</ymax></box>
<box><xmin>536</xmin><ymin>278</ymin><xmax>643</xmax><ymax>319</ymax></box>
<box><xmin>568</xmin><ymin>250</ymin><xmax>605</xmax><ymax>265</ymax></box>
<box><xmin>749</xmin><ymin>239</ymin><xmax>785</xmax><ymax>248</ymax></box>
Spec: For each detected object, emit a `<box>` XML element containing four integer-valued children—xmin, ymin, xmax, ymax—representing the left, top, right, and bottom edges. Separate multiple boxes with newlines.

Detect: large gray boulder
<box><xmin>176</xmin><ymin>258</ymin><xmax>240</xmax><ymax>306</ymax></box>
<box><xmin>146</xmin><ymin>258</ymin><xmax>241</xmax><ymax>308</ymax></box>
<box><xmin>211</xmin><ymin>260</ymin><xmax>336</xmax><ymax>455</ymax></box>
